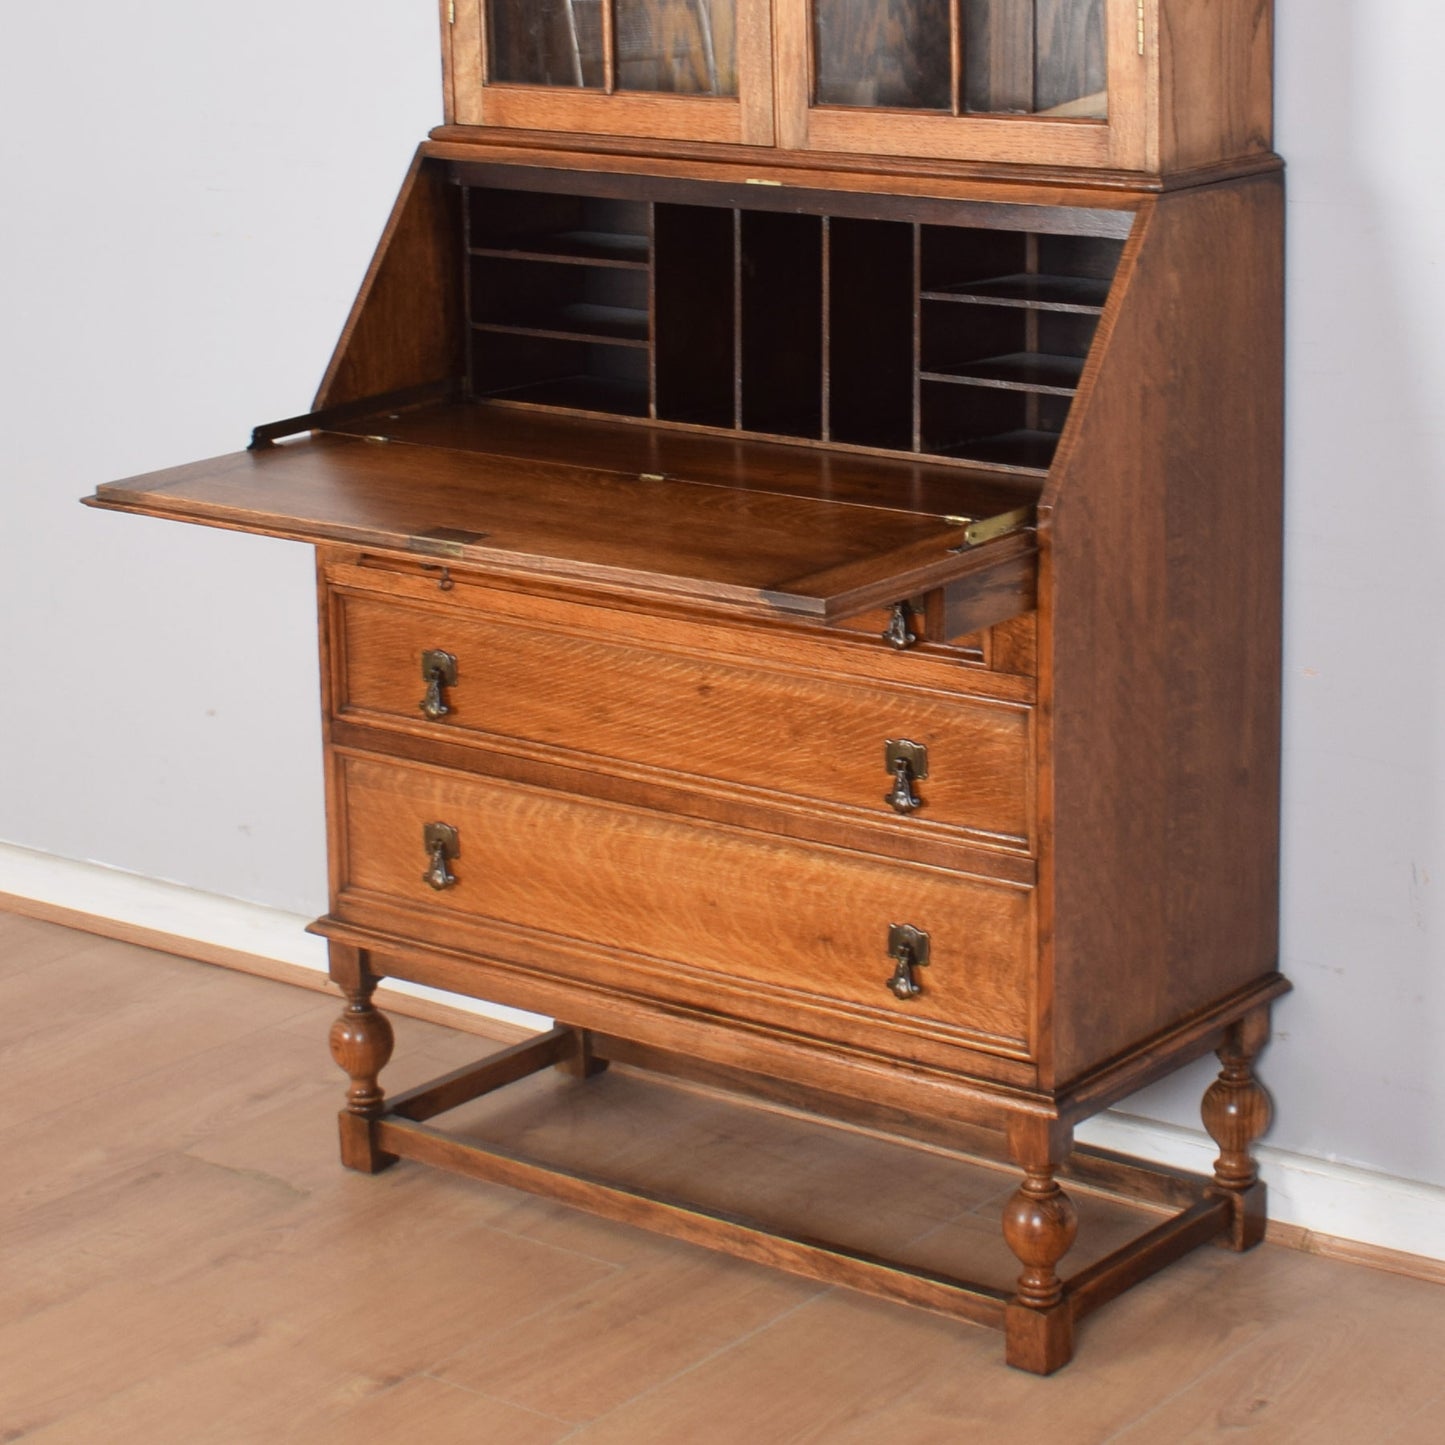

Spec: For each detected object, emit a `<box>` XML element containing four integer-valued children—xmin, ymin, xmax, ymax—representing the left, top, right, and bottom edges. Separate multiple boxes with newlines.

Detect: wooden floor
<box><xmin>4</xmin><ymin>910</ymin><xmax>1443</xmax><ymax>1444</ymax></box>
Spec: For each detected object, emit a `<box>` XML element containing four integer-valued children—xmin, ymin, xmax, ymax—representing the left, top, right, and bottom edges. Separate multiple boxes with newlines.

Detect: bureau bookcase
<box><xmin>88</xmin><ymin>0</ymin><xmax>1285</xmax><ymax>1372</ymax></box>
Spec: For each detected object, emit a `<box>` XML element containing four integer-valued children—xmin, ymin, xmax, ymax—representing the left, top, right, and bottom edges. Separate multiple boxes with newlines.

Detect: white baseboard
<box><xmin>1075</xmin><ymin>1112</ymin><xmax>1445</xmax><ymax>1269</ymax></box>
<box><xmin>3</xmin><ymin>841</ymin><xmax>1441</xmax><ymax>1269</ymax></box>
<box><xmin>0</xmin><ymin>841</ymin><xmax>549</xmax><ymax>1034</ymax></box>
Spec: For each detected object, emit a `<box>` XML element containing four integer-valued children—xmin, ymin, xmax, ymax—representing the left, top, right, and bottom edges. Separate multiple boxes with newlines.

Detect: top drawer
<box><xmin>332</xmin><ymin>589</ymin><xmax>1033</xmax><ymax>856</ymax></box>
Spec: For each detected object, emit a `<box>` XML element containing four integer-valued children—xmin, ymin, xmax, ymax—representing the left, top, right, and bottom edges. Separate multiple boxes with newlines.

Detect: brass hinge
<box><xmin>946</xmin><ymin>505</ymin><xmax>1032</xmax><ymax>549</ymax></box>
<box><xmin>1137</xmin><ymin>0</ymin><xmax>1146</xmax><ymax>56</ymax></box>
<box><xmin>448</xmin><ymin>1</ymin><xmax>456</xmax><ymax>25</ymax></box>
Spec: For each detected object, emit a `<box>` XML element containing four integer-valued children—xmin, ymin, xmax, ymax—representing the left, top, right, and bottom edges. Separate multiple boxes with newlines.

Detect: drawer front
<box><xmin>336</xmin><ymin>592</ymin><xmax>1033</xmax><ymax>852</ymax></box>
<box><xmin>338</xmin><ymin>754</ymin><xmax>1035</xmax><ymax>1057</ymax></box>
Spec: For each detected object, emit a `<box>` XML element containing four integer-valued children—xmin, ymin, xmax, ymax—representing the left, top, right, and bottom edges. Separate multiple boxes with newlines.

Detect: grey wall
<box><xmin>1</xmin><ymin>3</ymin><xmax>439</xmax><ymax>913</ymax></box>
<box><xmin>3</xmin><ymin>4</ymin><xmax>1442</xmax><ymax>1188</ymax></box>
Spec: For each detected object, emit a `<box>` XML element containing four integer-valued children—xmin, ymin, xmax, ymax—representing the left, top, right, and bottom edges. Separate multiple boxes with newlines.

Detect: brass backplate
<box><xmin>421</xmin><ymin>649</ymin><xmax>458</xmax><ymax>686</ymax></box>
<box><xmin>884</xmin><ymin>739</ymin><xmax>929</xmax><ymax>781</ymax></box>
<box><xmin>423</xmin><ymin>822</ymin><xmax>460</xmax><ymax>860</ymax></box>
<box><xmin>887</xmin><ymin>923</ymin><xmax>930</xmax><ymax>968</ymax></box>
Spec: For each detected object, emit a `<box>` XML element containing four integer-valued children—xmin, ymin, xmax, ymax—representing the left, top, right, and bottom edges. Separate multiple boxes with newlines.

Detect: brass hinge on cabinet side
<box><xmin>1138</xmin><ymin>0</ymin><xmax>1146</xmax><ymax>55</ymax></box>
<box><xmin>944</xmin><ymin>506</ymin><xmax>1033</xmax><ymax>549</ymax></box>
<box><xmin>448</xmin><ymin>1</ymin><xmax>456</xmax><ymax>25</ymax></box>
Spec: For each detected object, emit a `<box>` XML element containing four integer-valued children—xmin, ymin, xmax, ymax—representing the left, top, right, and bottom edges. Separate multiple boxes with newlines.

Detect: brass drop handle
<box><xmin>883</xmin><ymin>602</ymin><xmax>917</xmax><ymax>651</ymax></box>
<box><xmin>884</xmin><ymin>740</ymin><xmax>928</xmax><ymax>816</ymax></box>
<box><xmin>886</xmin><ymin>923</ymin><xmax>930</xmax><ymax>1001</ymax></box>
<box><xmin>886</xmin><ymin>757</ymin><xmax>921</xmax><ymax>814</ymax></box>
<box><xmin>420</xmin><ymin>649</ymin><xmax>458</xmax><ymax>721</ymax></box>
<box><xmin>422</xmin><ymin>822</ymin><xmax>459</xmax><ymax>891</ymax></box>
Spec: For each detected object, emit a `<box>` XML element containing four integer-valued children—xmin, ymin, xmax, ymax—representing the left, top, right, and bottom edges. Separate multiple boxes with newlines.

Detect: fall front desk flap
<box><xmin>86</xmin><ymin>403</ymin><xmax>1037</xmax><ymax>629</ymax></box>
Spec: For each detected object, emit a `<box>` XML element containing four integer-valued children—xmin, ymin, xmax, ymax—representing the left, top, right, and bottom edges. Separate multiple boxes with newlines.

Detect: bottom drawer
<box><xmin>336</xmin><ymin>754</ymin><xmax>1035</xmax><ymax>1059</ymax></box>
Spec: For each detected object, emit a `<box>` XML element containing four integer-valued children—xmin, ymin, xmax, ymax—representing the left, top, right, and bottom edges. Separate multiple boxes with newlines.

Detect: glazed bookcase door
<box><xmin>774</xmin><ymin>0</ymin><xmax>1149</xmax><ymax>168</ymax></box>
<box><xmin>449</xmin><ymin>0</ymin><xmax>775</xmax><ymax>145</ymax></box>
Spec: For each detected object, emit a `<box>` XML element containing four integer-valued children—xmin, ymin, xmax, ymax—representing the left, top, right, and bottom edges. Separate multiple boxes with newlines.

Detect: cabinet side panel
<box><xmin>1155</xmin><ymin>0</ymin><xmax>1273</xmax><ymax>172</ymax></box>
<box><xmin>1042</xmin><ymin>175</ymin><xmax>1284</xmax><ymax>1084</ymax></box>
<box><xmin>315</xmin><ymin>154</ymin><xmax>466</xmax><ymax>409</ymax></box>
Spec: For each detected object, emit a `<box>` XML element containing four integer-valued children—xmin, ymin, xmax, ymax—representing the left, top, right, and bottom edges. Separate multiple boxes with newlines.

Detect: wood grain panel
<box><xmin>1156</xmin><ymin>0</ymin><xmax>1273</xmax><ymax>173</ymax></box>
<box><xmin>479</xmin><ymin>84</ymin><xmax>749</xmax><ymax>144</ymax></box>
<box><xmin>790</xmin><ymin>97</ymin><xmax>1113</xmax><ymax>169</ymax></box>
<box><xmin>336</xmin><ymin>590</ymin><xmax>1034</xmax><ymax>849</ymax></box>
<box><xmin>325</xmin><ymin>550</ymin><xmax>1038</xmax><ymax>703</ymax></box>
<box><xmin>86</xmin><ymin>432</ymin><xmax>1035</xmax><ymax>625</ymax></box>
<box><xmin>315</xmin><ymin>155</ymin><xmax>465</xmax><ymax>410</ymax></box>
<box><xmin>337</xmin><ymin>400</ymin><xmax>1036</xmax><ymax>519</ymax></box>
<box><xmin>337</xmin><ymin>753</ymin><xmax>1035</xmax><ymax>1051</ymax></box>
<box><xmin>1038</xmin><ymin>173</ymin><xmax>1284</xmax><ymax>1084</ymax></box>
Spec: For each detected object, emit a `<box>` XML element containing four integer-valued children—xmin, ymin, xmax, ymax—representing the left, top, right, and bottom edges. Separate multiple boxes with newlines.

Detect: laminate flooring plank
<box><xmin>1103</xmin><ymin>1254</ymin><xmax>1445</xmax><ymax>1444</ymax></box>
<box><xmin>562</xmin><ymin>1287</ymin><xmax>995</xmax><ymax>1445</ymax></box>
<box><xmin>0</xmin><ymin>911</ymin><xmax>122</xmax><ymax>977</ymax></box>
<box><xmin>0</xmin><ymin>935</ymin><xmax>215</xmax><ymax>1047</ymax></box>
<box><xmin>0</xmin><ymin>1024</ymin><xmax>338</xmax><ymax>1214</ymax></box>
<box><xmin>0</xmin><ymin>953</ymin><xmax>320</xmax><ymax>1129</ymax></box>
<box><xmin>434</xmin><ymin>1249</ymin><xmax>819</xmax><ymax>1424</ymax></box>
<box><xmin>0</xmin><ymin>1149</ymin><xmax>306</xmax><ymax>1330</ymax></box>
<box><xmin>1379</xmin><ymin>1388</ymin><xmax>1445</xmax><ymax>1445</ymax></box>
<box><xmin>16</xmin><ymin>1330</ymin><xmax>412</xmax><ymax>1445</ymax></box>
<box><xmin>789</xmin><ymin>1248</ymin><xmax>1332</xmax><ymax>1444</ymax></box>
<box><xmin>287</xmin><ymin>1375</ymin><xmax>575</xmax><ymax>1445</ymax></box>
<box><xmin>0</xmin><ymin>1268</ymin><xmax>263</xmax><ymax>1438</ymax></box>
<box><xmin>170</xmin><ymin>1171</ymin><xmax>621</xmax><ymax>1381</ymax></box>
<box><xmin>561</xmin><ymin>1244</ymin><xmax>1337</xmax><ymax>1445</ymax></box>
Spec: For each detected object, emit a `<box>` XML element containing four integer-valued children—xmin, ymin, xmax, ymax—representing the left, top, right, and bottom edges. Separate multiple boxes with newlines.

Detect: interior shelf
<box><xmin>460</xmin><ymin>172</ymin><xmax>1130</xmax><ymax>472</ymax></box>
<box><xmin>487</xmin><ymin>375</ymin><xmax>652</xmax><ymax>417</ymax></box>
<box><xmin>937</xmin><ymin>430</ymin><xmax>1062</xmax><ymax>470</ymax></box>
<box><xmin>473</xmin><ymin>303</ymin><xmax>651</xmax><ymax>346</ymax></box>
<box><xmin>921</xmin><ymin>274</ymin><xmax>1111</xmax><ymax>313</ymax></box>
<box><xmin>921</xmin><ymin>353</ymin><xmax>1086</xmax><ymax>396</ymax></box>
<box><xmin>469</xmin><ymin>230</ymin><xmax>651</xmax><ymax>268</ymax></box>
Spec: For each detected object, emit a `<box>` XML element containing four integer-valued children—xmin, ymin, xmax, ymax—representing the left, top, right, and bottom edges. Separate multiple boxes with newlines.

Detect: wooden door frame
<box><xmin>772</xmin><ymin>0</ymin><xmax>1153</xmax><ymax>171</ymax></box>
<box><xmin>447</xmin><ymin>0</ymin><xmax>776</xmax><ymax>146</ymax></box>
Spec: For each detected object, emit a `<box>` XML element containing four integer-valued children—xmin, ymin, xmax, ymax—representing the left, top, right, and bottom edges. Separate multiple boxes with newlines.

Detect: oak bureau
<box><xmin>87</xmin><ymin>0</ymin><xmax>1287</xmax><ymax>1372</ymax></box>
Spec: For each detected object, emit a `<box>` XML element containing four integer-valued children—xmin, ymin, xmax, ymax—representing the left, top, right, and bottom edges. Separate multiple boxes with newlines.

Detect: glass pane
<box><xmin>963</xmin><ymin>0</ymin><xmax>1107</xmax><ymax>117</ymax></box>
<box><xmin>814</xmin><ymin>0</ymin><xmax>952</xmax><ymax>111</ymax></box>
<box><xmin>489</xmin><ymin>0</ymin><xmax>606</xmax><ymax>89</ymax></box>
<box><xmin>616</xmin><ymin>0</ymin><xmax>738</xmax><ymax>95</ymax></box>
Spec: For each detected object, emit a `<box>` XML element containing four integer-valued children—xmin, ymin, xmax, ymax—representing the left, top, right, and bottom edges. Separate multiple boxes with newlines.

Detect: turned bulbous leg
<box><xmin>1202</xmin><ymin>1013</ymin><xmax>1274</xmax><ymax>1250</ymax></box>
<box><xmin>1002</xmin><ymin>1126</ymin><xmax>1078</xmax><ymax>1374</ymax></box>
<box><xmin>329</xmin><ymin>985</ymin><xmax>396</xmax><ymax>1174</ymax></box>
<box><xmin>1003</xmin><ymin>1168</ymin><xmax>1079</xmax><ymax>1310</ymax></box>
